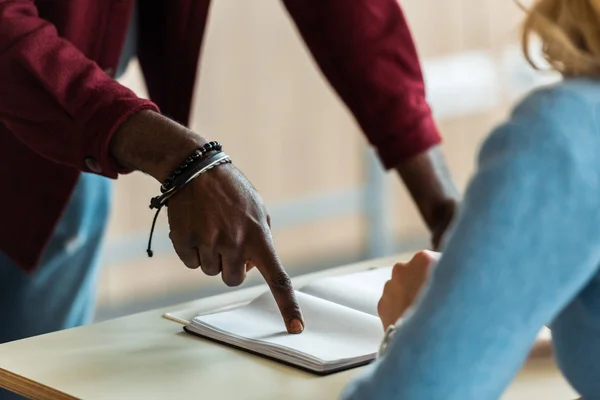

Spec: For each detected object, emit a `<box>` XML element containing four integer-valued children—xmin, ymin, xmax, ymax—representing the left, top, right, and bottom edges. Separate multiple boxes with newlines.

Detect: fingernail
<box><xmin>290</xmin><ymin>319</ymin><xmax>304</xmax><ymax>334</ymax></box>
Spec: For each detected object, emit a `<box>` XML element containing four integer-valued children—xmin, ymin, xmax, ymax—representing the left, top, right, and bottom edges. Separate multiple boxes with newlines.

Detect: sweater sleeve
<box><xmin>282</xmin><ymin>0</ymin><xmax>441</xmax><ymax>169</ymax></box>
<box><xmin>341</xmin><ymin>88</ymin><xmax>600</xmax><ymax>399</ymax></box>
<box><xmin>0</xmin><ymin>1</ymin><xmax>159</xmax><ymax>178</ymax></box>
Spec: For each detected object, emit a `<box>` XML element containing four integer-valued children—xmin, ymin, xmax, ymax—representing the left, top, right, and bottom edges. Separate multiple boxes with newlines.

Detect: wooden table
<box><xmin>0</xmin><ymin>254</ymin><xmax>575</xmax><ymax>399</ymax></box>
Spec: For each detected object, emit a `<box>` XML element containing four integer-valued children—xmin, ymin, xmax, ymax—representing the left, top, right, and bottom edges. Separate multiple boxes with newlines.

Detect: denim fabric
<box><xmin>0</xmin><ymin>173</ymin><xmax>111</xmax><ymax>399</ymax></box>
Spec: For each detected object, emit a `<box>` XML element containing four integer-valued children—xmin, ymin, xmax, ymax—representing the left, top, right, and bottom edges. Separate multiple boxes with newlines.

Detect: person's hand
<box><xmin>110</xmin><ymin>111</ymin><xmax>304</xmax><ymax>334</ymax></box>
<box><xmin>377</xmin><ymin>250</ymin><xmax>440</xmax><ymax>329</ymax></box>
<box><xmin>167</xmin><ymin>163</ymin><xmax>304</xmax><ymax>334</ymax></box>
<box><xmin>395</xmin><ymin>146</ymin><xmax>459</xmax><ymax>250</ymax></box>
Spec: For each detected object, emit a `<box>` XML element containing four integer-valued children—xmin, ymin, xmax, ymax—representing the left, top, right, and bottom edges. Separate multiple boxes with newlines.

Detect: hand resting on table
<box><xmin>377</xmin><ymin>250</ymin><xmax>440</xmax><ymax>329</ymax></box>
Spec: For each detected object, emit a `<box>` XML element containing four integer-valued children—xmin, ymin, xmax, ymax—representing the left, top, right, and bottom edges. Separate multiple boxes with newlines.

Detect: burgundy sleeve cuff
<box><xmin>374</xmin><ymin>110</ymin><xmax>443</xmax><ymax>170</ymax></box>
<box><xmin>83</xmin><ymin>99</ymin><xmax>160</xmax><ymax>179</ymax></box>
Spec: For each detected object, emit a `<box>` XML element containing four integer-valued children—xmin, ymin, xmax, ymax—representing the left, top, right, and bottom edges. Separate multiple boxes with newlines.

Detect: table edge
<box><xmin>0</xmin><ymin>368</ymin><xmax>76</xmax><ymax>400</ymax></box>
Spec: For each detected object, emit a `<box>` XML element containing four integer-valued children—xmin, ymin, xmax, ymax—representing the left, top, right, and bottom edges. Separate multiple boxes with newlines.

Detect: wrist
<box><xmin>110</xmin><ymin>110</ymin><xmax>207</xmax><ymax>182</ymax></box>
<box><xmin>395</xmin><ymin>146</ymin><xmax>459</xmax><ymax>230</ymax></box>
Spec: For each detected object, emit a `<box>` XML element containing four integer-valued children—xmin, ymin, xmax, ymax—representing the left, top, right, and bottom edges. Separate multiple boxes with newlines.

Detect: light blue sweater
<box><xmin>341</xmin><ymin>79</ymin><xmax>600</xmax><ymax>399</ymax></box>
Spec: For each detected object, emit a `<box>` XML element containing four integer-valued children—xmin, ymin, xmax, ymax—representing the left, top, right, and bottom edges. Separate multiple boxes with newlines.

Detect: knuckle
<box><xmin>223</xmin><ymin>263</ymin><xmax>246</xmax><ymax>287</ymax></box>
<box><xmin>227</xmin><ymin>231</ymin><xmax>245</xmax><ymax>250</ymax></box>
<box><xmin>383</xmin><ymin>279</ymin><xmax>393</xmax><ymax>293</ymax></box>
<box><xmin>377</xmin><ymin>297</ymin><xmax>387</xmax><ymax>317</ymax></box>
<box><xmin>285</xmin><ymin>304</ymin><xmax>302</xmax><ymax>319</ymax></box>
<box><xmin>183</xmin><ymin>255</ymin><xmax>199</xmax><ymax>268</ymax></box>
<box><xmin>172</xmin><ymin>230</ymin><xmax>199</xmax><ymax>248</ymax></box>
<box><xmin>199</xmin><ymin>251</ymin><xmax>221</xmax><ymax>276</ymax></box>
<box><xmin>215</xmin><ymin>231</ymin><xmax>245</xmax><ymax>253</ymax></box>
<box><xmin>170</xmin><ymin>225</ymin><xmax>199</xmax><ymax>247</ymax></box>
<box><xmin>201</xmin><ymin>264</ymin><xmax>220</xmax><ymax>276</ymax></box>
<box><xmin>190</xmin><ymin>231</ymin><xmax>203</xmax><ymax>245</ymax></box>
<box><xmin>223</xmin><ymin>279</ymin><xmax>236</xmax><ymax>287</ymax></box>
<box><xmin>413</xmin><ymin>250</ymin><xmax>433</xmax><ymax>265</ymax></box>
<box><xmin>199</xmin><ymin>231</ymin><xmax>220</xmax><ymax>249</ymax></box>
<box><xmin>272</xmin><ymin>272</ymin><xmax>293</xmax><ymax>291</ymax></box>
<box><xmin>197</xmin><ymin>243</ymin><xmax>214</xmax><ymax>257</ymax></box>
<box><xmin>391</xmin><ymin>263</ymin><xmax>404</xmax><ymax>280</ymax></box>
<box><xmin>177</xmin><ymin>251</ymin><xmax>199</xmax><ymax>269</ymax></box>
<box><xmin>281</xmin><ymin>298</ymin><xmax>302</xmax><ymax>318</ymax></box>
<box><xmin>248</xmin><ymin>217</ymin><xmax>270</xmax><ymax>236</ymax></box>
<box><xmin>223</xmin><ymin>273</ymin><xmax>244</xmax><ymax>287</ymax></box>
<box><xmin>169</xmin><ymin>230</ymin><xmax>186</xmax><ymax>245</ymax></box>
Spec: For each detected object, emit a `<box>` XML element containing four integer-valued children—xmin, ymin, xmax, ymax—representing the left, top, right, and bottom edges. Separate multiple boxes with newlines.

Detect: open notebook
<box><xmin>184</xmin><ymin>266</ymin><xmax>392</xmax><ymax>375</ymax></box>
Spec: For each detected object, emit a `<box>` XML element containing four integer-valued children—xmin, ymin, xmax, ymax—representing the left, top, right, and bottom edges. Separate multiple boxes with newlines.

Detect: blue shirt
<box><xmin>341</xmin><ymin>79</ymin><xmax>600</xmax><ymax>399</ymax></box>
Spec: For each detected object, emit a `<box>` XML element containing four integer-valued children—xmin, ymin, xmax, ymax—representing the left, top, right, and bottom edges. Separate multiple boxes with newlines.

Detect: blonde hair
<box><xmin>522</xmin><ymin>0</ymin><xmax>600</xmax><ymax>76</ymax></box>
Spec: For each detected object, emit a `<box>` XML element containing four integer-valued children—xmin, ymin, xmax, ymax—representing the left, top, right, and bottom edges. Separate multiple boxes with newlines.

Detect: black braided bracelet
<box><xmin>161</xmin><ymin>141</ymin><xmax>222</xmax><ymax>193</ymax></box>
<box><xmin>150</xmin><ymin>151</ymin><xmax>231</xmax><ymax>210</ymax></box>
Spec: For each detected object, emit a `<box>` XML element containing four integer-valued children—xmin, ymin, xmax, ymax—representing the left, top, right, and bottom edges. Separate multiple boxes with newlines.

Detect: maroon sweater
<box><xmin>0</xmin><ymin>0</ymin><xmax>441</xmax><ymax>272</ymax></box>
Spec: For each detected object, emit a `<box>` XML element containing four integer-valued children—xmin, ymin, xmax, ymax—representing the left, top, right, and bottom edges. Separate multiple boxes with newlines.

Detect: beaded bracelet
<box><xmin>161</xmin><ymin>141</ymin><xmax>222</xmax><ymax>193</ymax></box>
<box><xmin>150</xmin><ymin>151</ymin><xmax>231</xmax><ymax>210</ymax></box>
<box><xmin>146</xmin><ymin>146</ymin><xmax>231</xmax><ymax>257</ymax></box>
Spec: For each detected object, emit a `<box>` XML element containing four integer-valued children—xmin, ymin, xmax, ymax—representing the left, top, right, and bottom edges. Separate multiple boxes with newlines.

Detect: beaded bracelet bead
<box><xmin>160</xmin><ymin>141</ymin><xmax>222</xmax><ymax>193</ymax></box>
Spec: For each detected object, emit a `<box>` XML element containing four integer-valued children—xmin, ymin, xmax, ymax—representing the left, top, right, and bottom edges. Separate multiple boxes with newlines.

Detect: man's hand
<box><xmin>377</xmin><ymin>250</ymin><xmax>440</xmax><ymax>329</ymax></box>
<box><xmin>110</xmin><ymin>111</ymin><xmax>304</xmax><ymax>334</ymax></box>
<box><xmin>396</xmin><ymin>146</ymin><xmax>459</xmax><ymax>250</ymax></box>
<box><xmin>167</xmin><ymin>164</ymin><xmax>304</xmax><ymax>334</ymax></box>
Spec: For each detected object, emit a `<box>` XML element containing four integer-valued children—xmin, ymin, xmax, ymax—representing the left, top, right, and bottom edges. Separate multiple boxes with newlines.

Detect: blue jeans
<box><xmin>0</xmin><ymin>173</ymin><xmax>111</xmax><ymax>398</ymax></box>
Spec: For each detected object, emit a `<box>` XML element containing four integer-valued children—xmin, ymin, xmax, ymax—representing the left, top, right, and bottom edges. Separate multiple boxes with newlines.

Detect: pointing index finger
<box><xmin>252</xmin><ymin>238</ymin><xmax>304</xmax><ymax>334</ymax></box>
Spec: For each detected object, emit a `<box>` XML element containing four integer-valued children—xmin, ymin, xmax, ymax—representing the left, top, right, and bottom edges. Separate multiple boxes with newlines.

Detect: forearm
<box><xmin>110</xmin><ymin>110</ymin><xmax>207</xmax><ymax>182</ymax></box>
<box><xmin>396</xmin><ymin>145</ymin><xmax>459</xmax><ymax>233</ymax></box>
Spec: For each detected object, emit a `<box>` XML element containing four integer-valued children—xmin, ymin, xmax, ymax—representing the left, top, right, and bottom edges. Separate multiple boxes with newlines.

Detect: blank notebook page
<box><xmin>300</xmin><ymin>266</ymin><xmax>392</xmax><ymax>316</ymax></box>
<box><xmin>193</xmin><ymin>291</ymin><xmax>383</xmax><ymax>363</ymax></box>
